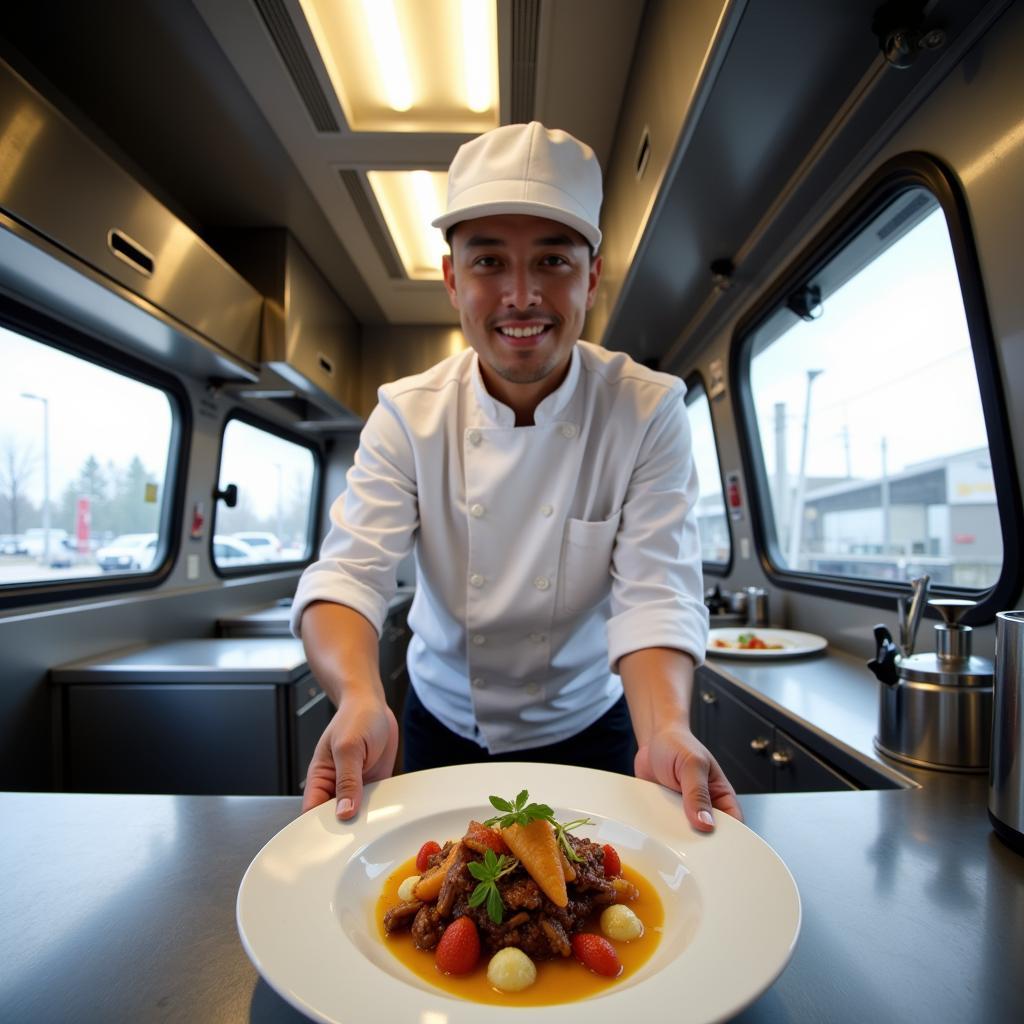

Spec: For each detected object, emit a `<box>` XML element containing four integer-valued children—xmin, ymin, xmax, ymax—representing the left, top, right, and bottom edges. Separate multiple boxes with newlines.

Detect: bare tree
<box><xmin>0</xmin><ymin>437</ymin><xmax>38</xmax><ymax>535</ymax></box>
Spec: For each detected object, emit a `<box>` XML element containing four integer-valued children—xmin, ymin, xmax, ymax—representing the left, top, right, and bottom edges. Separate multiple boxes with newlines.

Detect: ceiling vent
<box><xmin>254</xmin><ymin>0</ymin><xmax>340</xmax><ymax>132</ymax></box>
<box><xmin>510</xmin><ymin>0</ymin><xmax>541</xmax><ymax>122</ymax></box>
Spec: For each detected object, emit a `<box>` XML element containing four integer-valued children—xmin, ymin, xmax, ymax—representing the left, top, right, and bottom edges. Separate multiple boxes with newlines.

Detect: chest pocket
<box><xmin>557</xmin><ymin>510</ymin><xmax>622</xmax><ymax>616</ymax></box>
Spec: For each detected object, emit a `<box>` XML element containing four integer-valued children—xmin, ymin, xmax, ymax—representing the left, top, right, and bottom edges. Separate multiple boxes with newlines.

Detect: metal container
<box><xmin>989</xmin><ymin>611</ymin><xmax>1024</xmax><ymax>853</ymax></box>
<box><xmin>745</xmin><ymin>586</ymin><xmax>770</xmax><ymax>627</ymax></box>
<box><xmin>869</xmin><ymin>598</ymin><xmax>993</xmax><ymax>772</ymax></box>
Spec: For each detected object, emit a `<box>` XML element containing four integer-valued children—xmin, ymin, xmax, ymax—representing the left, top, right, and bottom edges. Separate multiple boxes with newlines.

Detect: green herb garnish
<box><xmin>483</xmin><ymin>790</ymin><xmax>595</xmax><ymax>865</ymax></box>
<box><xmin>467</xmin><ymin>849</ymin><xmax>519</xmax><ymax>923</ymax></box>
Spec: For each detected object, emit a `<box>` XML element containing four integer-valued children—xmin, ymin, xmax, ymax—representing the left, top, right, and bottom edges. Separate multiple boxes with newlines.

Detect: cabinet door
<box><xmin>696</xmin><ymin>676</ymin><xmax>773</xmax><ymax>794</ymax></box>
<box><xmin>379</xmin><ymin>611</ymin><xmax>411</xmax><ymax>715</ymax></box>
<box><xmin>293</xmin><ymin>679</ymin><xmax>335</xmax><ymax>793</ymax></box>
<box><xmin>66</xmin><ymin>684</ymin><xmax>282</xmax><ymax>794</ymax></box>
<box><xmin>770</xmin><ymin>730</ymin><xmax>855</xmax><ymax>793</ymax></box>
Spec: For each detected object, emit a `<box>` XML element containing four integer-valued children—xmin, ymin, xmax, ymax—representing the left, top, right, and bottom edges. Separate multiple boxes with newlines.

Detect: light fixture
<box><xmin>366</xmin><ymin>170</ymin><xmax>449</xmax><ymax>280</ymax></box>
<box><xmin>360</xmin><ymin>0</ymin><xmax>412</xmax><ymax>112</ymax></box>
<box><xmin>297</xmin><ymin>0</ymin><xmax>498</xmax><ymax>132</ymax></box>
<box><xmin>461</xmin><ymin>0</ymin><xmax>491</xmax><ymax>113</ymax></box>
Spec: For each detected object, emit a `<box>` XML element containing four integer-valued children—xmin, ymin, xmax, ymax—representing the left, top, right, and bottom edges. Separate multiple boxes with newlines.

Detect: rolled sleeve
<box><xmin>291</xmin><ymin>395</ymin><xmax>419</xmax><ymax>638</ymax></box>
<box><xmin>605</xmin><ymin>389</ymin><xmax>709</xmax><ymax>670</ymax></box>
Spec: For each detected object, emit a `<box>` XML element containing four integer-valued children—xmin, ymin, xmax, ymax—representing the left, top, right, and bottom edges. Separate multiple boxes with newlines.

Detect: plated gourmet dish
<box><xmin>710</xmin><ymin>631</ymin><xmax>785</xmax><ymax>650</ymax></box>
<box><xmin>377</xmin><ymin>790</ymin><xmax>663</xmax><ymax>1004</ymax></box>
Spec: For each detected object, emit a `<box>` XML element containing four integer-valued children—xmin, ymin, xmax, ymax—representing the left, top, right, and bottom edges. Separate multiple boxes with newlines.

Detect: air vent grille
<box><xmin>338</xmin><ymin>170</ymin><xmax>406</xmax><ymax>278</ymax></box>
<box><xmin>254</xmin><ymin>0</ymin><xmax>340</xmax><ymax>133</ymax></box>
<box><xmin>510</xmin><ymin>0</ymin><xmax>540</xmax><ymax>123</ymax></box>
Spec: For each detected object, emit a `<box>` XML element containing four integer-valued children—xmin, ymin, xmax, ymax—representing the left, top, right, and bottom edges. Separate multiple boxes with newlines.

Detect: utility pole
<box><xmin>787</xmin><ymin>370</ymin><xmax>823</xmax><ymax>569</ymax></box>
<box><xmin>20</xmin><ymin>392</ymin><xmax>50</xmax><ymax>564</ymax></box>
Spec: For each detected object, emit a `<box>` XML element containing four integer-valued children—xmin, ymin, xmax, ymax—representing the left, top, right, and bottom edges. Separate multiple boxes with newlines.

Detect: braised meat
<box><xmin>386</xmin><ymin>831</ymin><xmax>619</xmax><ymax>961</ymax></box>
<box><xmin>411</xmin><ymin>905</ymin><xmax>445</xmax><ymax>950</ymax></box>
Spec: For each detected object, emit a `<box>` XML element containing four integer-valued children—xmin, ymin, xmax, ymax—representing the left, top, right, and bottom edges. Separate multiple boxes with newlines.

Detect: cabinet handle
<box><xmin>750</xmin><ymin>736</ymin><xmax>770</xmax><ymax>753</ymax></box>
<box><xmin>700</xmin><ymin>690</ymin><xmax>717</xmax><ymax>705</ymax></box>
<box><xmin>771</xmin><ymin>750</ymin><xmax>792</xmax><ymax>767</ymax></box>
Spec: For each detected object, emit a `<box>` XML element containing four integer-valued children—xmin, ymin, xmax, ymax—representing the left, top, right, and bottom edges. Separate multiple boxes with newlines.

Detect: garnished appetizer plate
<box><xmin>237</xmin><ymin>762</ymin><xmax>801</xmax><ymax>1023</ymax></box>
<box><xmin>707</xmin><ymin>627</ymin><xmax>828</xmax><ymax>658</ymax></box>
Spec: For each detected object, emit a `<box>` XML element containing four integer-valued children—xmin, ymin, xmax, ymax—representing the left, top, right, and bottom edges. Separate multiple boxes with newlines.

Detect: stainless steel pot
<box><xmin>869</xmin><ymin>597</ymin><xmax>993</xmax><ymax>772</ymax></box>
<box><xmin>989</xmin><ymin>610</ymin><xmax>1024</xmax><ymax>853</ymax></box>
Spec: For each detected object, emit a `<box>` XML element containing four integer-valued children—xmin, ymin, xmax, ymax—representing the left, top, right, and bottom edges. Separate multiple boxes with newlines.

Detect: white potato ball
<box><xmin>487</xmin><ymin>947</ymin><xmax>538</xmax><ymax>992</ymax></box>
<box><xmin>397</xmin><ymin>875</ymin><xmax>420</xmax><ymax>902</ymax></box>
<box><xmin>600</xmin><ymin>903</ymin><xmax>644</xmax><ymax>942</ymax></box>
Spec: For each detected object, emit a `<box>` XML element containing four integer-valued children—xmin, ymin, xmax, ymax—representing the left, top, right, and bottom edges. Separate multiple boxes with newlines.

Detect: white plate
<box><xmin>707</xmin><ymin>627</ymin><xmax>828</xmax><ymax>658</ymax></box>
<box><xmin>237</xmin><ymin>763</ymin><xmax>800</xmax><ymax>1023</ymax></box>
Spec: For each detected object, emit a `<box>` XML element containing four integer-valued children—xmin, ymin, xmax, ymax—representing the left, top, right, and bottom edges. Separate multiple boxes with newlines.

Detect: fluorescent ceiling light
<box><xmin>297</xmin><ymin>0</ymin><xmax>498</xmax><ymax>132</ymax></box>
<box><xmin>367</xmin><ymin>170</ymin><xmax>449</xmax><ymax>280</ymax></box>
<box><xmin>360</xmin><ymin>0</ymin><xmax>412</xmax><ymax>112</ymax></box>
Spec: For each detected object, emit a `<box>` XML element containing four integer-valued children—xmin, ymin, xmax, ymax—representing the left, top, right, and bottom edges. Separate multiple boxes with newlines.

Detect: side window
<box><xmin>738</xmin><ymin>160</ymin><xmax>1015</xmax><ymax>606</ymax></box>
<box><xmin>0</xmin><ymin>322</ymin><xmax>177</xmax><ymax>588</ymax></box>
<box><xmin>213</xmin><ymin>417</ymin><xmax>318</xmax><ymax>572</ymax></box>
<box><xmin>685</xmin><ymin>377</ymin><xmax>731</xmax><ymax>570</ymax></box>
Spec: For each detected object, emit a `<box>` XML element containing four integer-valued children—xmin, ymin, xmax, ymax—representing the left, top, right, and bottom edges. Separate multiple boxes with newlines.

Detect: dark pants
<box><xmin>401</xmin><ymin>685</ymin><xmax>637</xmax><ymax>776</ymax></box>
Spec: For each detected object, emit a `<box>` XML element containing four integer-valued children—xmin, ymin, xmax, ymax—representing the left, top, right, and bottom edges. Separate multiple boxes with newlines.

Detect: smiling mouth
<box><xmin>493</xmin><ymin>322</ymin><xmax>553</xmax><ymax>347</ymax></box>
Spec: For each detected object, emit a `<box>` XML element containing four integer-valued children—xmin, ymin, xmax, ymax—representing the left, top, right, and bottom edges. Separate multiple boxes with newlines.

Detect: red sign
<box><xmin>953</xmin><ymin>533</ymin><xmax>976</xmax><ymax>545</ymax></box>
<box><xmin>76</xmin><ymin>497</ymin><xmax>91</xmax><ymax>553</ymax></box>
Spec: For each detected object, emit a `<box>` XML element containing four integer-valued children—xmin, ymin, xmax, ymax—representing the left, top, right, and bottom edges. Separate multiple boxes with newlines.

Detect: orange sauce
<box><xmin>376</xmin><ymin>854</ymin><xmax>664</xmax><ymax>1005</ymax></box>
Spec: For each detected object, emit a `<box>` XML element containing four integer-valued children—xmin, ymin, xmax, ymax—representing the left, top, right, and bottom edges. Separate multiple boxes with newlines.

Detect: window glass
<box><xmin>214</xmin><ymin>418</ymin><xmax>316</xmax><ymax>569</ymax></box>
<box><xmin>747</xmin><ymin>189</ymin><xmax>1000</xmax><ymax>588</ymax></box>
<box><xmin>686</xmin><ymin>381</ymin><xmax>730</xmax><ymax>566</ymax></box>
<box><xmin>0</xmin><ymin>325</ymin><xmax>175</xmax><ymax>585</ymax></box>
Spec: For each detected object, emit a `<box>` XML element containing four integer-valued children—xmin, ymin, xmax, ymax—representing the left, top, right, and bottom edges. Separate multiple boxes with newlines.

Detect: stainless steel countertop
<box><xmin>217</xmin><ymin>590</ymin><xmax>415</xmax><ymax>637</ymax></box>
<box><xmin>8</xmin><ymin>644</ymin><xmax>1023</xmax><ymax>1022</ymax></box>
<box><xmin>50</xmin><ymin>637</ymin><xmax>309</xmax><ymax>685</ymax></box>
<box><xmin>1</xmin><ymin>780</ymin><xmax>1020</xmax><ymax>1022</ymax></box>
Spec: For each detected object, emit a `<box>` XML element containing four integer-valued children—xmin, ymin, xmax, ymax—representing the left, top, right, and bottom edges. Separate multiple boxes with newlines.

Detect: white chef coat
<box><xmin>291</xmin><ymin>341</ymin><xmax>709</xmax><ymax>753</ymax></box>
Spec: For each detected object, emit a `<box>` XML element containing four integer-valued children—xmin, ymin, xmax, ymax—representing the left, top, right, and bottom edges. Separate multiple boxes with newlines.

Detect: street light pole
<box><xmin>20</xmin><ymin>392</ymin><xmax>50</xmax><ymax>565</ymax></box>
<box><xmin>787</xmin><ymin>369</ymin><xmax>823</xmax><ymax>570</ymax></box>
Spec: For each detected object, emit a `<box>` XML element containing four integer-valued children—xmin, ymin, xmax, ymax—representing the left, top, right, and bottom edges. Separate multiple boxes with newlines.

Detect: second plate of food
<box><xmin>707</xmin><ymin>627</ymin><xmax>827</xmax><ymax>657</ymax></box>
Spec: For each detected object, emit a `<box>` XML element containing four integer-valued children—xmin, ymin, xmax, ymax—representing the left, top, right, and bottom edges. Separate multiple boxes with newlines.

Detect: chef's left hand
<box><xmin>634</xmin><ymin>725</ymin><xmax>743</xmax><ymax>832</ymax></box>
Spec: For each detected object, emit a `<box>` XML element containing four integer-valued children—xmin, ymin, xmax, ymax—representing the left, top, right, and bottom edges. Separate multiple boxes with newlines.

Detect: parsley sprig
<box><xmin>467</xmin><ymin>849</ymin><xmax>519</xmax><ymax>923</ymax></box>
<box><xmin>483</xmin><ymin>790</ymin><xmax>594</xmax><ymax>865</ymax></box>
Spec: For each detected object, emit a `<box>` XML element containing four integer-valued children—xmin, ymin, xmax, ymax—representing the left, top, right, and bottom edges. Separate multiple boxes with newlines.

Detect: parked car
<box><xmin>0</xmin><ymin>534</ymin><xmax>28</xmax><ymax>556</ymax></box>
<box><xmin>22</xmin><ymin>528</ymin><xmax>71</xmax><ymax>561</ymax></box>
<box><xmin>231</xmin><ymin>531</ymin><xmax>283</xmax><ymax>561</ymax></box>
<box><xmin>212</xmin><ymin>534</ymin><xmax>258</xmax><ymax>568</ymax></box>
<box><xmin>95</xmin><ymin>533</ymin><xmax>159</xmax><ymax>572</ymax></box>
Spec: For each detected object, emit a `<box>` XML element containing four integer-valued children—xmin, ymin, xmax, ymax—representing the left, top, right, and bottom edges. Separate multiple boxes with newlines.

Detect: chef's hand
<box><xmin>302</xmin><ymin>695</ymin><xmax>399</xmax><ymax>818</ymax></box>
<box><xmin>634</xmin><ymin>725</ymin><xmax>743</xmax><ymax>832</ymax></box>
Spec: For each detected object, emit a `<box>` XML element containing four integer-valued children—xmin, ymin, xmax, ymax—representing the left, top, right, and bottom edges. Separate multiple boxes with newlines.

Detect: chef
<box><xmin>292</xmin><ymin>122</ymin><xmax>740</xmax><ymax>831</ymax></box>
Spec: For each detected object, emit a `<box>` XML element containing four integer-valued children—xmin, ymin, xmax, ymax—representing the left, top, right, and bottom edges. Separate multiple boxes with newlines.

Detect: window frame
<box><xmin>684</xmin><ymin>370</ymin><xmax>733</xmax><ymax>576</ymax></box>
<box><xmin>730</xmin><ymin>152</ymin><xmax>1023</xmax><ymax>623</ymax></box>
<box><xmin>0</xmin><ymin>294</ymin><xmax>189</xmax><ymax>609</ymax></box>
<box><xmin>210</xmin><ymin>409</ymin><xmax>322</xmax><ymax>578</ymax></box>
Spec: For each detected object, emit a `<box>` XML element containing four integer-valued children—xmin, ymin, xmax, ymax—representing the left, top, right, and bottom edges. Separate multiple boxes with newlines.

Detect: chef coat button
<box><xmin>469</xmin><ymin>573</ymin><xmax>484</xmax><ymax>588</ymax></box>
<box><xmin>472</xmin><ymin>676</ymin><xmax>486</xmax><ymax>689</ymax></box>
<box><xmin>540</xmin><ymin>504</ymin><xmax>553</xmax><ymax>517</ymax></box>
<box><xmin>470</xmin><ymin>503</ymin><xmax>485</xmax><ymax>518</ymax></box>
<box><xmin>526</xmin><ymin>682</ymin><xmax>541</xmax><ymax>696</ymax></box>
<box><xmin>560</xmin><ymin>423</ymin><xmax>578</xmax><ymax>439</ymax></box>
<box><xmin>467</xmin><ymin>429</ymin><xmax>482</xmax><ymax>446</ymax></box>
<box><xmin>530</xmin><ymin>632</ymin><xmax>547</xmax><ymax>644</ymax></box>
<box><xmin>472</xmin><ymin>633</ymin><xmax>486</xmax><ymax>646</ymax></box>
<box><xmin>533</xmin><ymin>576</ymin><xmax>551</xmax><ymax>591</ymax></box>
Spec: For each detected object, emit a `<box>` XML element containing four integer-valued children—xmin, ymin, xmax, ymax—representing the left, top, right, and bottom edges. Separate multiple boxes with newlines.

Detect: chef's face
<box><xmin>442</xmin><ymin>214</ymin><xmax>602</xmax><ymax>397</ymax></box>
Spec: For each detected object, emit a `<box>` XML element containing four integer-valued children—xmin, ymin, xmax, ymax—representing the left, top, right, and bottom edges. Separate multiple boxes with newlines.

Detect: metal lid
<box><xmin>898</xmin><ymin>652</ymin><xmax>994</xmax><ymax>687</ymax></box>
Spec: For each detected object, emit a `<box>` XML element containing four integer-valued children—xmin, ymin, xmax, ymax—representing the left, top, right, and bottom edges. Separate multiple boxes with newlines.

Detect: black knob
<box><xmin>867</xmin><ymin>624</ymin><xmax>900</xmax><ymax>686</ymax></box>
<box><xmin>214</xmin><ymin>482</ymin><xmax>238</xmax><ymax>508</ymax></box>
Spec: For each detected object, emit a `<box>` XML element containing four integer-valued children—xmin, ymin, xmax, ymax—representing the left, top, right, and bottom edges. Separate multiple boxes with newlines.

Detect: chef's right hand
<box><xmin>301</xmin><ymin>695</ymin><xmax>399</xmax><ymax>818</ymax></box>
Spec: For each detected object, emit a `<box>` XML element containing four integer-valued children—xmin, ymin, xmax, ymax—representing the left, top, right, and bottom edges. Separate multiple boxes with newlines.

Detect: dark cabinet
<box><xmin>52</xmin><ymin>638</ymin><xmax>332</xmax><ymax>795</ymax></box>
<box><xmin>694</xmin><ymin>670</ymin><xmax>855</xmax><ymax>794</ymax></box>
